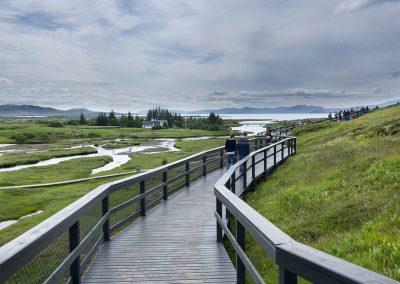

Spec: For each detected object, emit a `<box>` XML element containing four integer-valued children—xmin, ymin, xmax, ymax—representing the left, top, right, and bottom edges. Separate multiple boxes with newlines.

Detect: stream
<box><xmin>0</xmin><ymin>139</ymin><xmax>180</xmax><ymax>174</ymax></box>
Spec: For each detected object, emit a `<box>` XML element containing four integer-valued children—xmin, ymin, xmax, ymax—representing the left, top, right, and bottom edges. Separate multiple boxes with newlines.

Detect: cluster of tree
<box><xmin>45</xmin><ymin>108</ymin><xmax>224</xmax><ymax>131</ymax></box>
<box><xmin>146</xmin><ymin>107</ymin><xmax>184</xmax><ymax>128</ymax></box>
<box><xmin>185</xmin><ymin>112</ymin><xmax>224</xmax><ymax>131</ymax></box>
<box><xmin>95</xmin><ymin>111</ymin><xmax>143</xmax><ymax>127</ymax></box>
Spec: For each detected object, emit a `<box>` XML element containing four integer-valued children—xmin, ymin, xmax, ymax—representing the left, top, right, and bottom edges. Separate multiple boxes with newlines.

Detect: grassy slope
<box><xmin>0</xmin><ymin>138</ymin><xmax>225</xmax><ymax>245</ymax></box>
<box><xmin>245</xmin><ymin>106</ymin><xmax>400</xmax><ymax>282</ymax></box>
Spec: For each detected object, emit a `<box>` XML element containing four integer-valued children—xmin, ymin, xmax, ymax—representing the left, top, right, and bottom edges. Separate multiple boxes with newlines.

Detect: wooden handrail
<box><xmin>214</xmin><ymin>135</ymin><xmax>398</xmax><ymax>283</ymax></box>
<box><xmin>0</xmin><ymin>124</ymin><xmax>294</xmax><ymax>283</ymax></box>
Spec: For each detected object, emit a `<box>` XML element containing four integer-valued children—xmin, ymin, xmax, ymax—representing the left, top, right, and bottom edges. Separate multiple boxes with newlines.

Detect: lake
<box><xmin>218</xmin><ymin>113</ymin><xmax>329</xmax><ymax>120</ymax></box>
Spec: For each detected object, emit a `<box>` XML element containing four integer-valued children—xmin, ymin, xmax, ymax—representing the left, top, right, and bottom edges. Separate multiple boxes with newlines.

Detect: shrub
<box><xmin>152</xmin><ymin>125</ymin><xmax>163</xmax><ymax>130</ymax></box>
<box><xmin>48</xmin><ymin>121</ymin><xmax>64</xmax><ymax>128</ymax></box>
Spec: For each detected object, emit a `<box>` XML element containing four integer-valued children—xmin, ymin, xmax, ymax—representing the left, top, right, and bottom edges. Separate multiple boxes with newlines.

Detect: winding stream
<box><xmin>0</xmin><ymin>139</ymin><xmax>180</xmax><ymax>174</ymax></box>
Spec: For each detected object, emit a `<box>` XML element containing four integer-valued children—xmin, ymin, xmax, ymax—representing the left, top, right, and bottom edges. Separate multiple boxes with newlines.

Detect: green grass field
<box><xmin>243</xmin><ymin>105</ymin><xmax>400</xmax><ymax>282</ymax></box>
<box><xmin>0</xmin><ymin>146</ymin><xmax>98</xmax><ymax>168</ymax></box>
<box><xmin>0</xmin><ymin>123</ymin><xmax>229</xmax><ymax>144</ymax></box>
<box><xmin>0</xmin><ymin>137</ymin><xmax>225</xmax><ymax>245</ymax></box>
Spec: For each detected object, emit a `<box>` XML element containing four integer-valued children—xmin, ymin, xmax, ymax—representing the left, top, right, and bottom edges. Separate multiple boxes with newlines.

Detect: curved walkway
<box><xmin>82</xmin><ymin>169</ymin><xmax>236</xmax><ymax>283</ymax></box>
<box><xmin>82</xmin><ymin>144</ymin><xmax>286</xmax><ymax>283</ymax></box>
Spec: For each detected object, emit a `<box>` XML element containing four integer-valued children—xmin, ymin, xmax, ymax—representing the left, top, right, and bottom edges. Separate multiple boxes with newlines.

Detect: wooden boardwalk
<box><xmin>82</xmin><ymin>169</ymin><xmax>236</xmax><ymax>284</ymax></box>
<box><xmin>83</xmin><ymin>145</ymin><xmax>286</xmax><ymax>283</ymax></box>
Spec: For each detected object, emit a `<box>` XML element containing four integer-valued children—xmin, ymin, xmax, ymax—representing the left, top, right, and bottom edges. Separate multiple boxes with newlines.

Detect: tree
<box><xmin>108</xmin><ymin>110</ymin><xmax>118</xmax><ymax>126</ymax></box>
<box><xmin>127</xmin><ymin>111</ymin><xmax>134</xmax><ymax>127</ymax></box>
<box><xmin>79</xmin><ymin>112</ymin><xmax>86</xmax><ymax>125</ymax></box>
<box><xmin>96</xmin><ymin>112</ymin><xmax>108</xmax><ymax>126</ymax></box>
<box><xmin>133</xmin><ymin>115</ymin><xmax>142</xmax><ymax>128</ymax></box>
<box><xmin>120</xmin><ymin>114</ymin><xmax>127</xmax><ymax>127</ymax></box>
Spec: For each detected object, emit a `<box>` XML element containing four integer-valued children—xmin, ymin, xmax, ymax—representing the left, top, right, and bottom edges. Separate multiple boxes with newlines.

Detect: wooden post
<box><xmin>226</xmin><ymin>181</ymin><xmax>231</xmax><ymax>219</ymax></box>
<box><xmin>279</xmin><ymin>266</ymin><xmax>297</xmax><ymax>284</ymax></box>
<box><xmin>293</xmin><ymin>138</ymin><xmax>297</xmax><ymax>154</ymax></box>
<box><xmin>231</xmin><ymin>171</ymin><xmax>236</xmax><ymax>195</ymax></box>
<box><xmin>216</xmin><ymin>199</ymin><xmax>222</xmax><ymax>242</ymax></box>
<box><xmin>251</xmin><ymin>155</ymin><xmax>256</xmax><ymax>191</ymax></box>
<box><xmin>163</xmin><ymin>171</ymin><xmax>168</xmax><ymax>200</ymax></box>
<box><xmin>220</xmin><ymin>149</ymin><xmax>224</xmax><ymax>169</ymax></box>
<box><xmin>236</xmin><ymin>220</ymin><xmax>245</xmax><ymax>284</ymax></box>
<box><xmin>203</xmin><ymin>155</ymin><xmax>207</xmax><ymax>176</ymax></box>
<box><xmin>140</xmin><ymin>180</ymin><xmax>146</xmax><ymax>216</ymax></box>
<box><xmin>263</xmin><ymin>149</ymin><xmax>267</xmax><ymax>179</ymax></box>
<box><xmin>255</xmin><ymin>139</ymin><xmax>258</xmax><ymax>150</ymax></box>
<box><xmin>69</xmin><ymin>221</ymin><xmax>80</xmax><ymax>284</ymax></box>
<box><xmin>273</xmin><ymin>145</ymin><xmax>277</xmax><ymax>166</ymax></box>
<box><xmin>102</xmin><ymin>195</ymin><xmax>110</xmax><ymax>242</ymax></box>
<box><xmin>281</xmin><ymin>142</ymin><xmax>284</xmax><ymax>161</ymax></box>
<box><xmin>243</xmin><ymin>160</ymin><xmax>247</xmax><ymax>193</ymax></box>
<box><xmin>185</xmin><ymin>162</ymin><xmax>190</xmax><ymax>186</ymax></box>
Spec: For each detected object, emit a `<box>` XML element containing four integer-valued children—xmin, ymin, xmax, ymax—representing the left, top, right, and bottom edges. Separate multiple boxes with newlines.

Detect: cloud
<box><xmin>0</xmin><ymin>1</ymin><xmax>399</xmax><ymax>110</ymax></box>
<box><xmin>336</xmin><ymin>0</ymin><xmax>400</xmax><ymax>12</ymax></box>
<box><xmin>0</xmin><ymin>77</ymin><xmax>14</xmax><ymax>88</ymax></box>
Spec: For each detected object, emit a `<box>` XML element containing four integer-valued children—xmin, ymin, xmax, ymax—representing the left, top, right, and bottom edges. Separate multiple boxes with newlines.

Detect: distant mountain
<box><xmin>0</xmin><ymin>105</ymin><xmax>99</xmax><ymax>117</ymax></box>
<box><xmin>186</xmin><ymin>105</ymin><xmax>335</xmax><ymax>115</ymax></box>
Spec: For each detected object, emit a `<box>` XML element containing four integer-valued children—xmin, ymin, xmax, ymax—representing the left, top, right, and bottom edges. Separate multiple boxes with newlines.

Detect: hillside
<box><xmin>0</xmin><ymin>104</ymin><xmax>98</xmax><ymax>117</ymax></box>
<box><xmin>245</xmin><ymin>105</ymin><xmax>400</xmax><ymax>282</ymax></box>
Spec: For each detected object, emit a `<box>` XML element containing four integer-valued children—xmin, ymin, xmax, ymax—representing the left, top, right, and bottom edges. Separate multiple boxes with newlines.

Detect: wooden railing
<box><xmin>0</xmin><ymin>125</ymin><xmax>293</xmax><ymax>284</ymax></box>
<box><xmin>214</xmin><ymin>136</ymin><xmax>398</xmax><ymax>283</ymax></box>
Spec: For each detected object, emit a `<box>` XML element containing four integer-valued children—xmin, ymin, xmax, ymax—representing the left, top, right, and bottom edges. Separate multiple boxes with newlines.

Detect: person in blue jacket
<box><xmin>224</xmin><ymin>133</ymin><xmax>237</xmax><ymax>170</ymax></box>
<box><xmin>236</xmin><ymin>132</ymin><xmax>250</xmax><ymax>172</ymax></box>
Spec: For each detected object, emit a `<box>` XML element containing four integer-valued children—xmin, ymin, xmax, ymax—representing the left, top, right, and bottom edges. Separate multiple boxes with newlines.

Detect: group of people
<box><xmin>224</xmin><ymin>132</ymin><xmax>251</xmax><ymax>172</ymax></box>
<box><xmin>328</xmin><ymin>106</ymin><xmax>375</xmax><ymax>122</ymax></box>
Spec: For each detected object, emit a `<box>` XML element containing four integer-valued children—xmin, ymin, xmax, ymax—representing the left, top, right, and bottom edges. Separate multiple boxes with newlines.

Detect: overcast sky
<box><xmin>0</xmin><ymin>0</ymin><xmax>400</xmax><ymax>111</ymax></box>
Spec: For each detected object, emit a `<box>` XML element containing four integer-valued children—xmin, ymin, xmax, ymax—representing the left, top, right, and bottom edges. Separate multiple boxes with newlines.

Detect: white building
<box><xmin>142</xmin><ymin>120</ymin><xmax>167</xmax><ymax>129</ymax></box>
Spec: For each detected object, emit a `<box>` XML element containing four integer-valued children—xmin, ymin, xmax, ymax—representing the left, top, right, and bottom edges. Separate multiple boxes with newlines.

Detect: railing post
<box><xmin>69</xmin><ymin>221</ymin><xmax>80</xmax><ymax>284</ymax></box>
<box><xmin>263</xmin><ymin>149</ymin><xmax>267</xmax><ymax>179</ymax></box>
<box><xmin>102</xmin><ymin>195</ymin><xmax>110</xmax><ymax>242</ymax></box>
<box><xmin>236</xmin><ymin>220</ymin><xmax>245</xmax><ymax>284</ymax></box>
<box><xmin>203</xmin><ymin>155</ymin><xmax>207</xmax><ymax>176</ymax></box>
<box><xmin>273</xmin><ymin>145</ymin><xmax>277</xmax><ymax>166</ymax></box>
<box><xmin>226</xmin><ymin>181</ymin><xmax>231</xmax><ymax>219</ymax></box>
<box><xmin>185</xmin><ymin>162</ymin><xmax>190</xmax><ymax>186</ymax></box>
<box><xmin>281</xmin><ymin>142</ymin><xmax>284</xmax><ymax>161</ymax></box>
<box><xmin>220</xmin><ymin>149</ymin><xmax>224</xmax><ymax>169</ymax></box>
<box><xmin>243</xmin><ymin>160</ymin><xmax>247</xmax><ymax>193</ymax></box>
<box><xmin>255</xmin><ymin>139</ymin><xmax>258</xmax><ymax>150</ymax></box>
<box><xmin>140</xmin><ymin>180</ymin><xmax>146</xmax><ymax>216</ymax></box>
<box><xmin>279</xmin><ymin>266</ymin><xmax>297</xmax><ymax>284</ymax></box>
<box><xmin>251</xmin><ymin>155</ymin><xmax>256</xmax><ymax>191</ymax></box>
<box><xmin>163</xmin><ymin>171</ymin><xmax>168</xmax><ymax>200</ymax></box>
<box><xmin>216</xmin><ymin>198</ymin><xmax>222</xmax><ymax>242</ymax></box>
<box><xmin>231</xmin><ymin>171</ymin><xmax>236</xmax><ymax>195</ymax></box>
<box><xmin>293</xmin><ymin>138</ymin><xmax>297</xmax><ymax>154</ymax></box>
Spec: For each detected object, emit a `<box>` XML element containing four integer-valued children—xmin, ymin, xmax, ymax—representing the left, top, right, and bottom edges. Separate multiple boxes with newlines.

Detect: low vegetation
<box><xmin>0</xmin><ymin>147</ymin><xmax>97</xmax><ymax>168</ymax></box>
<box><xmin>0</xmin><ymin>137</ymin><xmax>225</xmax><ymax>245</ymax></box>
<box><xmin>243</xmin><ymin>105</ymin><xmax>400</xmax><ymax>282</ymax></box>
<box><xmin>0</xmin><ymin>123</ymin><xmax>229</xmax><ymax>144</ymax></box>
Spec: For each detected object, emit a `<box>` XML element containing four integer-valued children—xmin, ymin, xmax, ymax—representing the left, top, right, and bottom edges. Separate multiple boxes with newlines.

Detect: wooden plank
<box><xmin>82</xmin><ymin>170</ymin><xmax>236</xmax><ymax>284</ymax></box>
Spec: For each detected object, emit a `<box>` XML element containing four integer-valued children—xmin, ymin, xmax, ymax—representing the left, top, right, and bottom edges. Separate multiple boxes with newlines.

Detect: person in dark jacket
<box><xmin>236</xmin><ymin>132</ymin><xmax>250</xmax><ymax>172</ymax></box>
<box><xmin>224</xmin><ymin>134</ymin><xmax>237</xmax><ymax>170</ymax></box>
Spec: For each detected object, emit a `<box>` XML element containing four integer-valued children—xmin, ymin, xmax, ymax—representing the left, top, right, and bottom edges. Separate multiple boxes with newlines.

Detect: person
<box><xmin>264</xmin><ymin>127</ymin><xmax>272</xmax><ymax>143</ymax></box>
<box><xmin>224</xmin><ymin>134</ymin><xmax>237</xmax><ymax>170</ymax></box>
<box><xmin>237</xmin><ymin>131</ymin><xmax>250</xmax><ymax>173</ymax></box>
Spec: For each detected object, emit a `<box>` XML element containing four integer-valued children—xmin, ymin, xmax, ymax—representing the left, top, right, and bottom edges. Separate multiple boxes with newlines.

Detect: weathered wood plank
<box><xmin>82</xmin><ymin>169</ymin><xmax>236</xmax><ymax>284</ymax></box>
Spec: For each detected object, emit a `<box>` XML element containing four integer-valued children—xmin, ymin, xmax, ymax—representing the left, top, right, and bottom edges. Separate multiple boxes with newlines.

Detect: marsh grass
<box><xmin>0</xmin><ymin>146</ymin><xmax>97</xmax><ymax>168</ymax></box>
<box><xmin>0</xmin><ymin>138</ymin><xmax>226</xmax><ymax>245</ymax></box>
